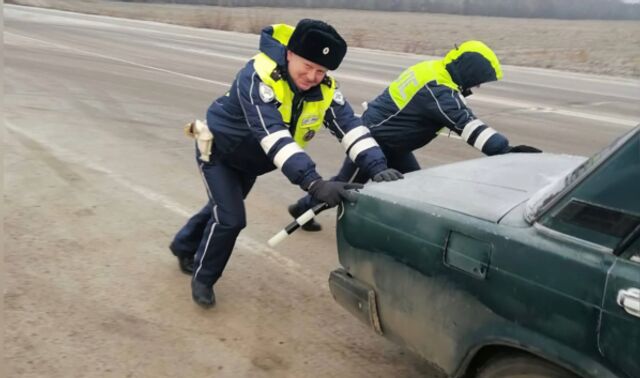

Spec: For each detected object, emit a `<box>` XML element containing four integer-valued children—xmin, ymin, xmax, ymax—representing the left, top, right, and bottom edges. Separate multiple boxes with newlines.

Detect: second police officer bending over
<box><xmin>290</xmin><ymin>40</ymin><xmax>541</xmax><ymax>231</ymax></box>
<box><xmin>170</xmin><ymin>19</ymin><xmax>403</xmax><ymax>308</ymax></box>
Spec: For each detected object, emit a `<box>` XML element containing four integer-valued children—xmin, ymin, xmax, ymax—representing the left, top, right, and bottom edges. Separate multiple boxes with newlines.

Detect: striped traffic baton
<box><xmin>268</xmin><ymin>202</ymin><xmax>330</xmax><ymax>247</ymax></box>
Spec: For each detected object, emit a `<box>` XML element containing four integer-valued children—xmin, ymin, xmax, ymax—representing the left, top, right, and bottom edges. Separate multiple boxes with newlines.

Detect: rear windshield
<box><xmin>525</xmin><ymin>126</ymin><xmax>640</xmax><ymax>223</ymax></box>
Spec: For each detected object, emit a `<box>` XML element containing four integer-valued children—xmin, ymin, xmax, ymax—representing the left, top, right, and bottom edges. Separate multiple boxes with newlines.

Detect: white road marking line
<box><xmin>6</xmin><ymin>31</ymin><xmax>232</xmax><ymax>88</ymax></box>
<box><xmin>8</xmin><ymin>4</ymin><xmax>640</xmax><ymax>93</ymax></box>
<box><xmin>8</xmin><ymin>4</ymin><xmax>640</xmax><ymax>89</ymax></box>
<box><xmin>469</xmin><ymin>95</ymin><xmax>638</xmax><ymax>127</ymax></box>
<box><xmin>504</xmin><ymin>64</ymin><xmax>639</xmax><ymax>87</ymax></box>
<box><xmin>5</xmin><ymin>120</ymin><xmax>323</xmax><ymax>285</ymax></box>
<box><xmin>504</xmin><ymin>78</ymin><xmax>640</xmax><ymax>97</ymax></box>
<box><xmin>6</xmin><ymin>4</ymin><xmax>258</xmax><ymax>42</ymax></box>
<box><xmin>7</xmin><ymin>31</ymin><xmax>637</xmax><ymax>129</ymax></box>
<box><xmin>154</xmin><ymin>42</ymin><xmax>250</xmax><ymax>62</ymax></box>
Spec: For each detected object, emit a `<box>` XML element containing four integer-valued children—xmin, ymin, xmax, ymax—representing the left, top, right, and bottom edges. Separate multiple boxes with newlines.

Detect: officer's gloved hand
<box><xmin>507</xmin><ymin>145</ymin><xmax>542</xmax><ymax>153</ymax></box>
<box><xmin>308</xmin><ymin>180</ymin><xmax>364</xmax><ymax>208</ymax></box>
<box><xmin>372</xmin><ymin>168</ymin><xmax>404</xmax><ymax>182</ymax></box>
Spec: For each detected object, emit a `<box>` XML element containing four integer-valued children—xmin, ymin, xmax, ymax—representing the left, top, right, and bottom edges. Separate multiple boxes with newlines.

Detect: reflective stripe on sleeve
<box><xmin>461</xmin><ymin>119</ymin><xmax>485</xmax><ymax>142</ymax></box>
<box><xmin>341</xmin><ymin>126</ymin><xmax>370</xmax><ymax>150</ymax></box>
<box><xmin>348</xmin><ymin>138</ymin><xmax>379</xmax><ymax>162</ymax></box>
<box><xmin>273</xmin><ymin>142</ymin><xmax>305</xmax><ymax>169</ymax></box>
<box><xmin>260</xmin><ymin>130</ymin><xmax>291</xmax><ymax>153</ymax></box>
<box><xmin>474</xmin><ymin>128</ymin><xmax>498</xmax><ymax>151</ymax></box>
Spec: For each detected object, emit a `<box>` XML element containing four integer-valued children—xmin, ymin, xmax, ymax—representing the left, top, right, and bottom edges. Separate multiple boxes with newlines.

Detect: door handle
<box><xmin>617</xmin><ymin>288</ymin><xmax>640</xmax><ymax>318</ymax></box>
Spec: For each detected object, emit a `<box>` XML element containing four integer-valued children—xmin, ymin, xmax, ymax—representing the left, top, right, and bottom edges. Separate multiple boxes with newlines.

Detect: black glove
<box><xmin>507</xmin><ymin>145</ymin><xmax>542</xmax><ymax>153</ymax></box>
<box><xmin>372</xmin><ymin>168</ymin><xmax>404</xmax><ymax>182</ymax></box>
<box><xmin>307</xmin><ymin>180</ymin><xmax>364</xmax><ymax>207</ymax></box>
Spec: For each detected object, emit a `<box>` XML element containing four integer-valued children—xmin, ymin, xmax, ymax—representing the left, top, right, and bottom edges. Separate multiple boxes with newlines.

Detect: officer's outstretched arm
<box><xmin>427</xmin><ymin>85</ymin><xmax>510</xmax><ymax>156</ymax></box>
<box><xmin>458</xmin><ymin>117</ymin><xmax>510</xmax><ymax>155</ymax></box>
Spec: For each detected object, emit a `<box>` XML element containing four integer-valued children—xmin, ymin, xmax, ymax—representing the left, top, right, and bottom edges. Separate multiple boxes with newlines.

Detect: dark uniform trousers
<box><xmin>296</xmin><ymin>147</ymin><xmax>420</xmax><ymax>210</ymax></box>
<box><xmin>172</xmin><ymin>153</ymin><xmax>256</xmax><ymax>287</ymax></box>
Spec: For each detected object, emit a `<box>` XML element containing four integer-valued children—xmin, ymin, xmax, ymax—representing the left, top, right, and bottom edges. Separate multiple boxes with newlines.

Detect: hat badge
<box><xmin>322</xmin><ymin>47</ymin><xmax>330</xmax><ymax>55</ymax></box>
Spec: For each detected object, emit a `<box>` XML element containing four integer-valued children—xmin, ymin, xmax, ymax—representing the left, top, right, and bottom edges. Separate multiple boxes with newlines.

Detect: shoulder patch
<box><xmin>322</xmin><ymin>75</ymin><xmax>333</xmax><ymax>87</ymax></box>
<box><xmin>333</xmin><ymin>89</ymin><xmax>345</xmax><ymax>105</ymax></box>
<box><xmin>259</xmin><ymin>82</ymin><xmax>275</xmax><ymax>103</ymax></box>
<box><xmin>270</xmin><ymin>67</ymin><xmax>282</xmax><ymax>82</ymax></box>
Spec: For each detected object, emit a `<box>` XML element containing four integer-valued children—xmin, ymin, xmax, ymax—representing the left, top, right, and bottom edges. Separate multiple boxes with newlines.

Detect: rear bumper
<box><xmin>328</xmin><ymin>269</ymin><xmax>383</xmax><ymax>335</ymax></box>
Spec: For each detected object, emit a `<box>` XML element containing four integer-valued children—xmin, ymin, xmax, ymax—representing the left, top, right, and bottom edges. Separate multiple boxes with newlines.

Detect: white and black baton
<box><xmin>268</xmin><ymin>202</ymin><xmax>330</xmax><ymax>247</ymax></box>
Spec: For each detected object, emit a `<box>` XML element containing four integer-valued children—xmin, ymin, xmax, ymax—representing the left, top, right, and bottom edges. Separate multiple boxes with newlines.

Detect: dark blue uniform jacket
<box><xmin>206</xmin><ymin>28</ymin><xmax>387</xmax><ymax>189</ymax></box>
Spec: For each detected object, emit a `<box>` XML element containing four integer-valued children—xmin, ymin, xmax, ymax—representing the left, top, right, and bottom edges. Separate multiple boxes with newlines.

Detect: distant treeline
<box><xmin>116</xmin><ymin>0</ymin><xmax>640</xmax><ymax>20</ymax></box>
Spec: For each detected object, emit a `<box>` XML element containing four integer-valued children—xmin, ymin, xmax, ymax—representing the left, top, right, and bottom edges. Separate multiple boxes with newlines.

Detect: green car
<box><xmin>330</xmin><ymin>126</ymin><xmax>640</xmax><ymax>378</ymax></box>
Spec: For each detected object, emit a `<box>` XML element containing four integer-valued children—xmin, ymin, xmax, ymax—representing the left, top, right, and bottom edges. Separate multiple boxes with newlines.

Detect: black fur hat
<box><xmin>287</xmin><ymin>19</ymin><xmax>347</xmax><ymax>70</ymax></box>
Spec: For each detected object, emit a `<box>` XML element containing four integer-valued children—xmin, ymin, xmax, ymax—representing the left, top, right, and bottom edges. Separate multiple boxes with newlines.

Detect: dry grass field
<box><xmin>8</xmin><ymin>0</ymin><xmax>640</xmax><ymax>77</ymax></box>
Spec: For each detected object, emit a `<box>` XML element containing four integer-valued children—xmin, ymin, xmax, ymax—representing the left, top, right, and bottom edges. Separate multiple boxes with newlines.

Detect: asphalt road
<box><xmin>4</xmin><ymin>5</ymin><xmax>640</xmax><ymax>378</ymax></box>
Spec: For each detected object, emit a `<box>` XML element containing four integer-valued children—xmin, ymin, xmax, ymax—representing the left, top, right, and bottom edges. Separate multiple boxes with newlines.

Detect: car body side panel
<box><xmin>337</xmin><ymin>216</ymin><xmax>488</xmax><ymax>373</ymax></box>
<box><xmin>337</xmin><ymin>196</ymin><xmax>621</xmax><ymax>377</ymax></box>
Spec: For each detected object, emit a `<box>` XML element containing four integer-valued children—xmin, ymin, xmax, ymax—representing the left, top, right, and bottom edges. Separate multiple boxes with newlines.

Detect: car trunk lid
<box><xmin>362</xmin><ymin>153</ymin><xmax>586</xmax><ymax>223</ymax></box>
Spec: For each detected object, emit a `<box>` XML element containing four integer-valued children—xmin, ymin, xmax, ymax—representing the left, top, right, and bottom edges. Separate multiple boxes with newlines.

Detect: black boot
<box><xmin>177</xmin><ymin>256</ymin><xmax>194</xmax><ymax>275</ymax></box>
<box><xmin>170</xmin><ymin>243</ymin><xmax>194</xmax><ymax>275</ymax></box>
<box><xmin>288</xmin><ymin>203</ymin><xmax>322</xmax><ymax>232</ymax></box>
<box><xmin>191</xmin><ymin>280</ymin><xmax>216</xmax><ymax>308</ymax></box>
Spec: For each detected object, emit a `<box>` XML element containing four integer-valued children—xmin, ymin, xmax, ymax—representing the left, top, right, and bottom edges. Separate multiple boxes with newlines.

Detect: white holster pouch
<box><xmin>184</xmin><ymin>119</ymin><xmax>213</xmax><ymax>162</ymax></box>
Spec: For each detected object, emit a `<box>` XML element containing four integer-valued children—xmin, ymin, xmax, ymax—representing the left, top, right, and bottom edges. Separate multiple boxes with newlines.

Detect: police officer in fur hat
<box><xmin>170</xmin><ymin>19</ymin><xmax>403</xmax><ymax>308</ymax></box>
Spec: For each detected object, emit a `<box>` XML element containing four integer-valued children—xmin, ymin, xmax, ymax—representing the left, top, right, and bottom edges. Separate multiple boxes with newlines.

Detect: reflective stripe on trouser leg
<box><xmin>192</xmin><ymin>161</ymin><xmax>254</xmax><ymax>286</ymax></box>
<box><xmin>171</xmin><ymin>203</ymin><xmax>213</xmax><ymax>258</ymax></box>
<box><xmin>171</xmin><ymin>145</ymin><xmax>215</xmax><ymax>258</ymax></box>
